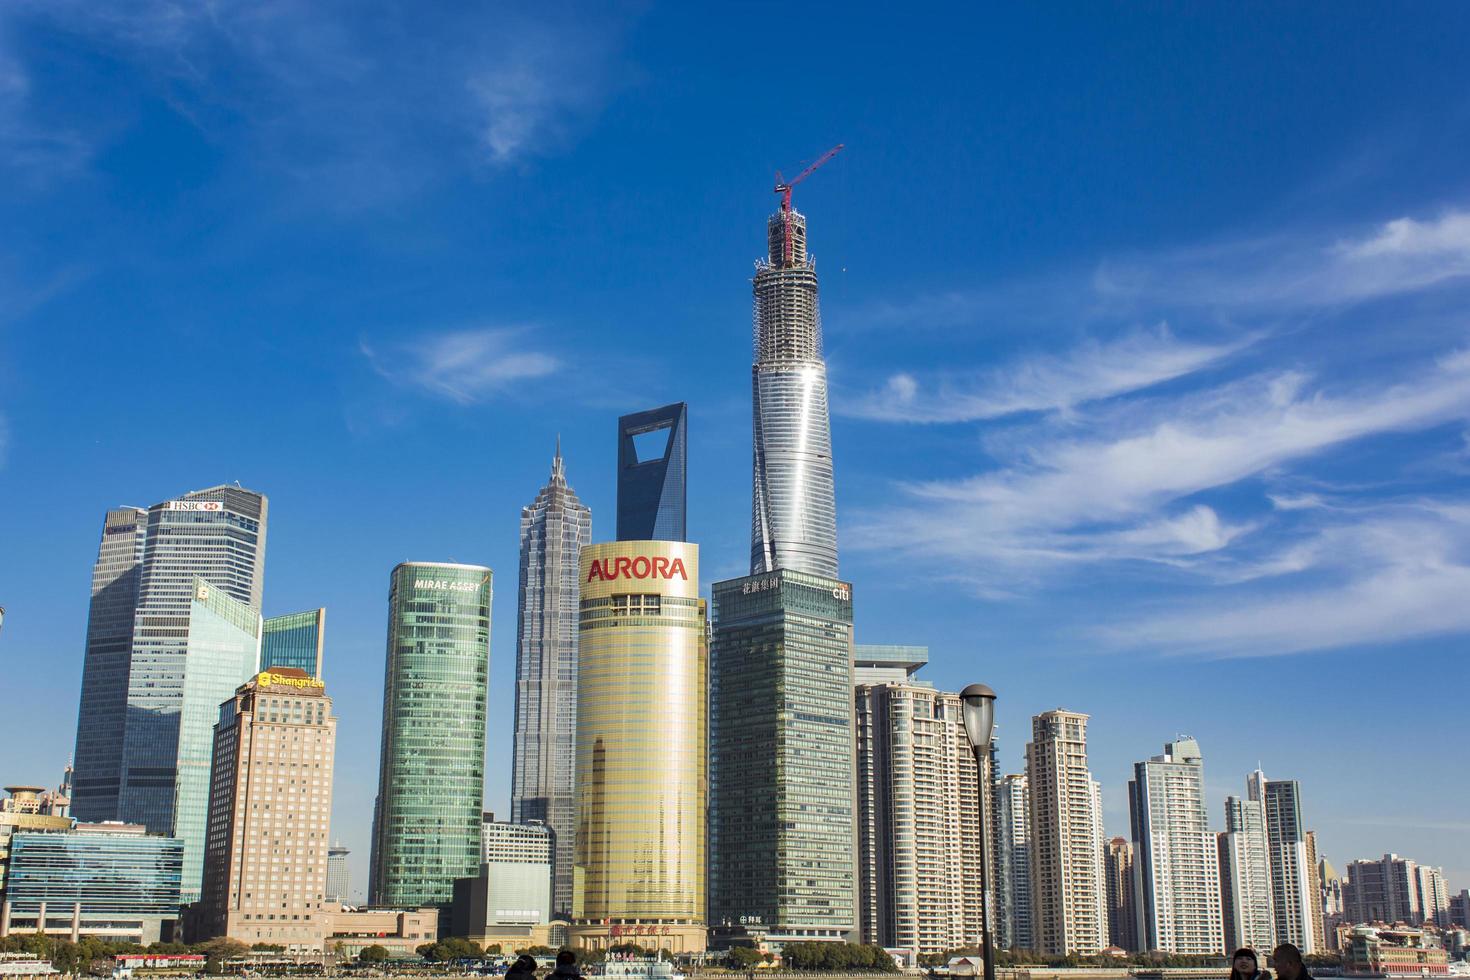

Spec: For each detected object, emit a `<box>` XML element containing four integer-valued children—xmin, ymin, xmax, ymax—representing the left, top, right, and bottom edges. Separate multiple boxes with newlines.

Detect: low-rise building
<box><xmin>0</xmin><ymin>823</ymin><xmax>182</xmax><ymax>944</ymax></box>
<box><xmin>0</xmin><ymin>787</ymin><xmax>73</xmax><ymax>895</ymax></box>
<box><xmin>453</xmin><ymin>820</ymin><xmax>555</xmax><ymax>948</ymax></box>
<box><xmin>1343</xmin><ymin>925</ymin><xmax>1450</xmax><ymax>977</ymax></box>
<box><xmin>321</xmin><ymin>907</ymin><xmax>438</xmax><ymax>959</ymax></box>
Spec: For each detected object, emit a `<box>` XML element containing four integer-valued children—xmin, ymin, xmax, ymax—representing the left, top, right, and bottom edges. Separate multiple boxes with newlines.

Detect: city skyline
<box><xmin>3</xmin><ymin>1</ymin><xmax>1470</xmax><ymax>903</ymax></box>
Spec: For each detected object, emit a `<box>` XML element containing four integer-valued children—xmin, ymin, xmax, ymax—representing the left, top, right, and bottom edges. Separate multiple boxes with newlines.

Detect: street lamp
<box><xmin>960</xmin><ymin>684</ymin><xmax>997</xmax><ymax>980</ymax></box>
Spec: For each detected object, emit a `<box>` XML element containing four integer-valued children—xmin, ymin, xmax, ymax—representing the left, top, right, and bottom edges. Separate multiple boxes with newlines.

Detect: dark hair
<box><xmin>1231</xmin><ymin>948</ymin><xmax>1259</xmax><ymax>980</ymax></box>
<box><xmin>1274</xmin><ymin>945</ymin><xmax>1304</xmax><ymax>967</ymax></box>
<box><xmin>557</xmin><ymin>951</ymin><xmax>577</xmax><ymax>967</ymax></box>
<box><xmin>514</xmin><ymin>955</ymin><xmax>538</xmax><ymax>972</ymax></box>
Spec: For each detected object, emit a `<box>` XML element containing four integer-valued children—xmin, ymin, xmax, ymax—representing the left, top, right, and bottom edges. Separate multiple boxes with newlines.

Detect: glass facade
<box><xmin>572</xmin><ymin>542</ymin><xmax>706</xmax><ymax>953</ymax></box>
<box><xmin>511</xmin><ymin>448</ymin><xmax>591</xmax><ymax>918</ymax></box>
<box><xmin>5</xmin><ymin>826</ymin><xmax>183</xmax><ymax>918</ymax></box>
<box><xmin>750</xmin><ymin>209</ymin><xmax>838</xmax><ymax>579</ymax></box>
<box><xmin>709</xmin><ymin>569</ymin><xmax>855</xmax><ymax>940</ymax></box>
<box><xmin>261</xmin><ymin>609</ymin><xmax>326</xmax><ymax>676</ymax></box>
<box><xmin>174</xmin><ymin>579</ymin><xmax>262</xmax><ymax>903</ymax></box>
<box><xmin>71</xmin><ymin>507</ymin><xmax>147</xmax><ymax>822</ymax></box>
<box><xmin>369</xmin><ymin>563</ymin><xmax>491</xmax><ymax>910</ymax></box>
<box><xmin>616</xmin><ymin>404</ymin><xmax>687</xmax><ymax>542</ymax></box>
<box><xmin>115</xmin><ymin>486</ymin><xmax>268</xmax><ymax>853</ymax></box>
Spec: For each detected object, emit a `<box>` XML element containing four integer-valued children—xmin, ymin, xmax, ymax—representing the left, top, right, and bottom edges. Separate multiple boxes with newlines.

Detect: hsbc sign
<box><xmin>586</xmin><ymin>555</ymin><xmax>688</xmax><ymax>582</ymax></box>
<box><xmin>165</xmin><ymin>500</ymin><xmax>223</xmax><ymax>512</ymax></box>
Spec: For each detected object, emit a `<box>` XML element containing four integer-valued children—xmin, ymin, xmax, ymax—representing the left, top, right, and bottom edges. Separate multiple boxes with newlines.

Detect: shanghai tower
<box><xmin>750</xmin><ymin>193</ymin><xmax>839</xmax><ymax>577</ymax></box>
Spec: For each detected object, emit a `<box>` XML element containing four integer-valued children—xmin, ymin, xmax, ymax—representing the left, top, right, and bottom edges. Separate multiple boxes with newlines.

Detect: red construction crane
<box><xmin>774</xmin><ymin>143</ymin><xmax>844</xmax><ymax>213</ymax></box>
<box><xmin>772</xmin><ymin>143</ymin><xmax>844</xmax><ymax>266</ymax></box>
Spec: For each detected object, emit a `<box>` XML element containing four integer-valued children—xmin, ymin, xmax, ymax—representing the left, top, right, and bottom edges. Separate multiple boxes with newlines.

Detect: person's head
<box><xmin>514</xmin><ymin>955</ymin><xmax>538</xmax><ymax>973</ymax></box>
<box><xmin>1273</xmin><ymin>944</ymin><xmax>1304</xmax><ymax>980</ymax></box>
<box><xmin>1231</xmin><ymin>948</ymin><xmax>1259</xmax><ymax>979</ymax></box>
<box><xmin>556</xmin><ymin>951</ymin><xmax>577</xmax><ymax>968</ymax></box>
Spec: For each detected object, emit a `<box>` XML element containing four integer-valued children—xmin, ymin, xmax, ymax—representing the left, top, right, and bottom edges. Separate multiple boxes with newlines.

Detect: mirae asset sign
<box><xmin>414</xmin><ymin>579</ymin><xmax>481</xmax><ymax>592</ymax></box>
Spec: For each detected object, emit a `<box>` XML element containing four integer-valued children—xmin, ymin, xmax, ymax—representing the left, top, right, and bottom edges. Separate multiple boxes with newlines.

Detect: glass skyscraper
<box><xmin>168</xmin><ymin>578</ymin><xmax>263</xmax><ymax>902</ymax></box>
<box><xmin>750</xmin><ymin>205</ymin><xmax>838</xmax><ymax>578</ymax></box>
<box><xmin>511</xmin><ymin>446</ymin><xmax>591</xmax><ymax>919</ymax></box>
<box><xmin>369</xmin><ymin>562</ymin><xmax>491</xmax><ymax>910</ymax></box>
<box><xmin>70</xmin><ymin>486</ymin><xmax>267</xmax><ymax>903</ymax></box>
<box><xmin>709</xmin><ymin>569</ymin><xmax>856</xmax><ymax>943</ymax></box>
<box><xmin>261</xmin><ymin>608</ymin><xmax>326</xmax><ymax>676</ymax></box>
<box><xmin>570</xmin><ymin>541</ymin><xmax>707</xmax><ymax>953</ymax></box>
<box><xmin>71</xmin><ymin>506</ymin><xmax>147</xmax><ymax>822</ymax></box>
<box><xmin>616</xmin><ymin>403</ymin><xmax>687</xmax><ymax>542</ymax></box>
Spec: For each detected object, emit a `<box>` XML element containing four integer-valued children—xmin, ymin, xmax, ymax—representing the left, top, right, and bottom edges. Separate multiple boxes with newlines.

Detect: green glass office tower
<box><xmin>709</xmin><ymin>569</ymin><xmax>856</xmax><ymax>943</ymax></box>
<box><xmin>369</xmin><ymin>563</ymin><xmax>491</xmax><ymax>911</ymax></box>
<box><xmin>177</xmin><ymin>579</ymin><xmax>262</xmax><ymax>902</ymax></box>
<box><xmin>262</xmin><ymin>608</ymin><xmax>326</xmax><ymax>676</ymax></box>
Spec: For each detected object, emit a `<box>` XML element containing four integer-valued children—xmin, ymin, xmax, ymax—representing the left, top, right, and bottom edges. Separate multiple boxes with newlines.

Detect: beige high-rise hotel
<box><xmin>198</xmin><ymin>667</ymin><xmax>336</xmax><ymax>951</ymax></box>
<box><xmin>570</xmin><ymin>541</ymin><xmax>706</xmax><ymax>953</ymax></box>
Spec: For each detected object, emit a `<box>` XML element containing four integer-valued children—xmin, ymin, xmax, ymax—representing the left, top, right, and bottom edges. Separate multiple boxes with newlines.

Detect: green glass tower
<box><xmin>709</xmin><ymin>569</ymin><xmax>856</xmax><ymax>944</ymax></box>
<box><xmin>261</xmin><ymin>608</ymin><xmax>325</xmax><ymax>676</ymax></box>
<box><xmin>369</xmin><ymin>563</ymin><xmax>491</xmax><ymax>911</ymax></box>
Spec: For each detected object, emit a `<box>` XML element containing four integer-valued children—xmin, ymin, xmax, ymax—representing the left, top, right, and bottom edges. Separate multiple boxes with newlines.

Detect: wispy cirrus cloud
<box><xmin>1101</xmin><ymin>501</ymin><xmax>1470</xmax><ymax>657</ymax></box>
<box><xmin>1095</xmin><ymin>208</ymin><xmax>1470</xmax><ymax>314</ymax></box>
<box><xmin>362</xmin><ymin>326</ymin><xmax>559</xmax><ymax>405</ymax></box>
<box><xmin>846</xmin><ymin>205</ymin><xmax>1470</xmax><ymax>659</ymax></box>
<box><xmin>0</xmin><ymin>1</ymin><xmax>635</xmax><ymax>198</ymax></box>
<box><xmin>847</xmin><ymin>209</ymin><xmax>1470</xmax><ymax>336</ymax></box>
<box><xmin>851</xmin><ymin>347</ymin><xmax>1470</xmax><ymax>592</ymax></box>
<box><xmin>839</xmin><ymin>326</ymin><xmax>1253</xmax><ymax>422</ymax></box>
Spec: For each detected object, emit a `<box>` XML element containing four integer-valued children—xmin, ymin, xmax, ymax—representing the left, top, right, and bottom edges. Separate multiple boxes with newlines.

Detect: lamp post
<box><xmin>960</xmin><ymin>684</ymin><xmax>997</xmax><ymax>980</ymax></box>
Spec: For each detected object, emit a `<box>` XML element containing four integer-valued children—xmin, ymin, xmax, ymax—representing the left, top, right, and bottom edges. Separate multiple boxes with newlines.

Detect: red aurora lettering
<box><xmin>586</xmin><ymin>555</ymin><xmax>688</xmax><ymax>582</ymax></box>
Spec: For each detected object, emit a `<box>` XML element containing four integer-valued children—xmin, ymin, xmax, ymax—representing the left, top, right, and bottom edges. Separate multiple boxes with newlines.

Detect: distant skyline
<box><xmin>1</xmin><ymin>2</ymin><xmax>1468</xmax><ymax>897</ymax></box>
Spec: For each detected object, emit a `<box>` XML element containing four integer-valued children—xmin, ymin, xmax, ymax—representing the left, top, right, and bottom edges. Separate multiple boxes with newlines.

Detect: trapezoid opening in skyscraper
<box><xmin>616</xmin><ymin>402</ymin><xmax>687</xmax><ymax>543</ymax></box>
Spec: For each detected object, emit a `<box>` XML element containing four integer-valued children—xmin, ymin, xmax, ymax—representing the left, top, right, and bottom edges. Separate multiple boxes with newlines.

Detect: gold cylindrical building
<box><xmin>570</xmin><ymin>541</ymin><xmax>706</xmax><ymax>953</ymax></box>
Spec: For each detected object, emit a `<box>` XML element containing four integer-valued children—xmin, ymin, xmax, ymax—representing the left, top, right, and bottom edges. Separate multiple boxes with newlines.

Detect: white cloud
<box><xmin>1102</xmin><ymin>503</ymin><xmax>1470</xmax><ymax>657</ymax></box>
<box><xmin>362</xmin><ymin>326</ymin><xmax>558</xmax><ymax>404</ymax></box>
<box><xmin>852</xmin><ymin>349</ymin><xmax>1470</xmax><ymax>582</ymax></box>
<box><xmin>0</xmin><ymin>2</ymin><xmax>630</xmax><ymax>192</ymax></box>
<box><xmin>840</xmin><ymin>326</ymin><xmax>1252</xmax><ymax>422</ymax></box>
<box><xmin>1095</xmin><ymin>209</ymin><xmax>1470</xmax><ymax>313</ymax></box>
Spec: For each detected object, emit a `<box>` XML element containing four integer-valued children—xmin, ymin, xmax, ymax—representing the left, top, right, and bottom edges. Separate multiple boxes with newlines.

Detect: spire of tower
<box><xmin>551</xmin><ymin>436</ymin><xmax>565</xmax><ymax>483</ymax></box>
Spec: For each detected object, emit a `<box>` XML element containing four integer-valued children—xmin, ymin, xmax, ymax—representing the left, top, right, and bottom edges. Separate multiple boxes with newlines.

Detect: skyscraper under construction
<box><xmin>750</xmin><ymin>186</ymin><xmax>839</xmax><ymax>578</ymax></box>
<box><xmin>711</xmin><ymin>155</ymin><xmax>857</xmax><ymax>946</ymax></box>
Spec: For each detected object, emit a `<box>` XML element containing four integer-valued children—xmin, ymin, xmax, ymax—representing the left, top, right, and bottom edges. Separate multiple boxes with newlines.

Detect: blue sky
<box><xmin>2</xmin><ymin>2</ymin><xmax>1469</xmax><ymax>900</ymax></box>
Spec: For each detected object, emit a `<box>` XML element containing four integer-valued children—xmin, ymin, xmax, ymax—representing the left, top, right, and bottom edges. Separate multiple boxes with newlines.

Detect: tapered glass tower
<box><xmin>71</xmin><ymin>507</ymin><xmax>147</xmax><ymax>822</ymax></box>
<box><xmin>370</xmin><ymin>562</ymin><xmax>491</xmax><ymax>911</ymax></box>
<box><xmin>511</xmin><ymin>446</ymin><xmax>591</xmax><ymax>918</ymax></box>
<box><xmin>750</xmin><ymin>205</ymin><xmax>838</xmax><ymax>577</ymax></box>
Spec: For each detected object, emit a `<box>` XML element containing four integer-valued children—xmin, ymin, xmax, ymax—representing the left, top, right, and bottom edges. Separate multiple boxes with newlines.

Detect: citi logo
<box><xmin>586</xmin><ymin>555</ymin><xmax>689</xmax><ymax>582</ymax></box>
